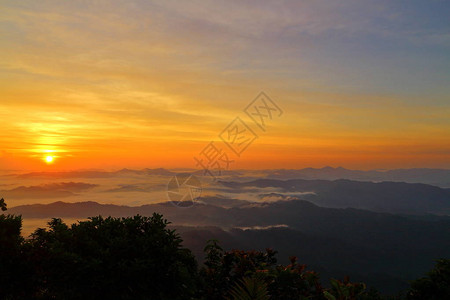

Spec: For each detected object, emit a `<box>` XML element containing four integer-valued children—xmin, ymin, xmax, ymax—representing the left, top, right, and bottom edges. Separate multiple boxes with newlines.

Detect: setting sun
<box><xmin>45</xmin><ymin>156</ymin><xmax>54</xmax><ymax>164</ymax></box>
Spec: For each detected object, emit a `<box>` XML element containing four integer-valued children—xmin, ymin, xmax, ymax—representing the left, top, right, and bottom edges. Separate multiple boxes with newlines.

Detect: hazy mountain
<box><xmin>9</xmin><ymin>201</ymin><xmax>136</xmax><ymax>217</ymax></box>
<box><xmin>261</xmin><ymin>167</ymin><xmax>450</xmax><ymax>188</ymax></box>
<box><xmin>13</xmin><ymin>167</ymin><xmax>450</xmax><ymax>187</ymax></box>
<box><xmin>17</xmin><ymin>170</ymin><xmax>116</xmax><ymax>179</ymax></box>
<box><xmin>103</xmin><ymin>184</ymin><xmax>149</xmax><ymax>193</ymax></box>
<box><xmin>142</xmin><ymin>168</ymin><xmax>176</xmax><ymax>176</ymax></box>
<box><xmin>176</xmin><ymin>226</ymin><xmax>410</xmax><ymax>293</ymax></box>
<box><xmin>197</xmin><ymin>196</ymin><xmax>252</xmax><ymax>208</ymax></box>
<box><xmin>0</xmin><ymin>182</ymin><xmax>98</xmax><ymax>199</ymax></box>
<box><xmin>193</xmin><ymin>169</ymin><xmax>242</xmax><ymax>176</ymax></box>
<box><xmin>220</xmin><ymin>178</ymin><xmax>450</xmax><ymax>215</ymax></box>
<box><xmin>16</xmin><ymin>168</ymin><xmax>176</xmax><ymax>179</ymax></box>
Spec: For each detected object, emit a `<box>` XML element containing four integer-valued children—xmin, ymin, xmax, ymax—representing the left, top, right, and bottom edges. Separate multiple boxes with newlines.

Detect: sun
<box><xmin>45</xmin><ymin>155</ymin><xmax>54</xmax><ymax>164</ymax></box>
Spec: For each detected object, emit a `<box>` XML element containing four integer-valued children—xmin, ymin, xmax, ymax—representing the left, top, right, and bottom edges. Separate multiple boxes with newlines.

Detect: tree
<box><xmin>227</xmin><ymin>274</ymin><xmax>270</xmax><ymax>300</ymax></box>
<box><xmin>0</xmin><ymin>198</ymin><xmax>7</xmax><ymax>211</ymax></box>
<box><xmin>200</xmin><ymin>240</ymin><xmax>327</xmax><ymax>300</ymax></box>
<box><xmin>199</xmin><ymin>240</ymin><xmax>385</xmax><ymax>300</ymax></box>
<box><xmin>28</xmin><ymin>214</ymin><xmax>198</xmax><ymax>300</ymax></box>
<box><xmin>406</xmin><ymin>259</ymin><xmax>450</xmax><ymax>300</ymax></box>
<box><xmin>200</xmin><ymin>240</ymin><xmax>280</xmax><ymax>299</ymax></box>
<box><xmin>0</xmin><ymin>207</ymin><xmax>34</xmax><ymax>299</ymax></box>
<box><xmin>324</xmin><ymin>277</ymin><xmax>366</xmax><ymax>300</ymax></box>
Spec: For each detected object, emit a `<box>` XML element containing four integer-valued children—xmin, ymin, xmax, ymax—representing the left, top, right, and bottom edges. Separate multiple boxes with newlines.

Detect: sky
<box><xmin>1</xmin><ymin>0</ymin><xmax>449</xmax><ymax>171</ymax></box>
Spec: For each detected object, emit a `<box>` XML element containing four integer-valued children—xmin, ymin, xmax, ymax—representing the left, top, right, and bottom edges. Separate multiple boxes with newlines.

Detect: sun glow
<box><xmin>45</xmin><ymin>155</ymin><xmax>54</xmax><ymax>164</ymax></box>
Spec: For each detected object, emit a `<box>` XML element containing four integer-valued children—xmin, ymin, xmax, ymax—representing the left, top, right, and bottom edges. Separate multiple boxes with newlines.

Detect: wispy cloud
<box><xmin>0</xmin><ymin>0</ymin><xmax>449</xmax><ymax>170</ymax></box>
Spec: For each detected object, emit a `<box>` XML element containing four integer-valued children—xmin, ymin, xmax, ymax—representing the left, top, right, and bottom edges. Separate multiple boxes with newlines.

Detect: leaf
<box><xmin>323</xmin><ymin>291</ymin><xmax>337</xmax><ymax>300</ymax></box>
<box><xmin>227</xmin><ymin>275</ymin><xmax>269</xmax><ymax>300</ymax></box>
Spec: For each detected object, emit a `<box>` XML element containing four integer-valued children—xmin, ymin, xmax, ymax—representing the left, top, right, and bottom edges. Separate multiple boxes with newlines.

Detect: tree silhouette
<box><xmin>407</xmin><ymin>259</ymin><xmax>450</xmax><ymax>300</ymax></box>
<box><xmin>0</xmin><ymin>211</ymin><xmax>34</xmax><ymax>299</ymax></box>
<box><xmin>29</xmin><ymin>214</ymin><xmax>198</xmax><ymax>300</ymax></box>
<box><xmin>0</xmin><ymin>197</ymin><xmax>6</xmax><ymax>211</ymax></box>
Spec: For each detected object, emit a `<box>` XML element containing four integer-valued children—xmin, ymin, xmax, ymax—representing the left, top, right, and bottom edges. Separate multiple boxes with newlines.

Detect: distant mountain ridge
<box><xmin>261</xmin><ymin>167</ymin><xmax>450</xmax><ymax>188</ymax></box>
<box><xmin>0</xmin><ymin>182</ymin><xmax>98</xmax><ymax>199</ymax></box>
<box><xmin>220</xmin><ymin>178</ymin><xmax>450</xmax><ymax>215</ymax></box>
<box><xmin>14</xmin><ymin>168</ymin><xmax>176</xmax><ymax>179</ymax></box>
<box><xmin>7</xmin><ymin>167</ymin><xmax>450</xmax><ymax>188</ymax></box>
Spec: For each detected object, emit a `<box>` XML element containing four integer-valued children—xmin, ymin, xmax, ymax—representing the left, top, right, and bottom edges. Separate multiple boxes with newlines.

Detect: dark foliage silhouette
<box><xmin>406</xmin><ymin>259</ymin><xmax>450</xmax><ymax>300</ymax></box>
<box><xmin>0</xmin><ymin>213</ymin><xmax>34</xmax><ymax>299</ymax></box>
<box><xmin>198</xmin><ymin>240</ymin><xmax>380</xmax><ymax>300</ymax></box>
<box><xmin>0</xmin><ymin>198</ymin><xmax>6</xmax><ymax>211</ymax></box>
<box><xmin>0</xmin><ymin>205</ymin><xmax>448</xmax><ymax>299</ymax></box>
<box><xmin>1</xmin><ymin>212</ymin><xmax>197</xmax><ymax>300</ymax></box>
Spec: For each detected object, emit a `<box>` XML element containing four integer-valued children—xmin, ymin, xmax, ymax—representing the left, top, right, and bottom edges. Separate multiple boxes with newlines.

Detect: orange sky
<box><xmin>1</xmin><ymin>1</ymin><xmax>449</xmax><ymax>171</ymax></box>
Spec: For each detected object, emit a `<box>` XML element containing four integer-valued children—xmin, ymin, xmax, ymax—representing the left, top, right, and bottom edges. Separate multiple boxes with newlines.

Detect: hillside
<box><xmin>219</xmin><ymin>179</ymin><xmax>450</xmax><ymax>214</ymax></box>
<box><xmin>8</xmin><ymin>198</ymin><xmax>450</xmax><ymax>293</ymax></box>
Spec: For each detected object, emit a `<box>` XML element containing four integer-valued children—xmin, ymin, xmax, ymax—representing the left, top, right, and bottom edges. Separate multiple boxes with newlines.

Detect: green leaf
<box><xmin>323</xmin><ymin>291</ymin><xmax>337</xmax><ymax>300</ymax></box>
<box><xmin>227</xmin><ymin>275</ymin><xmax>269</xmax><ymax>300</ymax></box>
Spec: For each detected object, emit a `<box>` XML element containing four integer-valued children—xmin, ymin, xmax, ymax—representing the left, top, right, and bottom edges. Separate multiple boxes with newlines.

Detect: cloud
<box><xmin>258</xmin><ymin>192</ymin><xmax>316</xmax><ymax>202</ymax></box>
<box><xmin>206</xmin><ymin>183</ymin><xmax>316</xmax><ymax>202</ymax></box>
<box><xmin>103</xmin><ymin>183</ymin><xmax>166</xmax><ymax>193</ymax></box>
<box><xmin>236</xmin><ymin>224</ymin><xmax>289</xmax><ymax>231</ymax></box>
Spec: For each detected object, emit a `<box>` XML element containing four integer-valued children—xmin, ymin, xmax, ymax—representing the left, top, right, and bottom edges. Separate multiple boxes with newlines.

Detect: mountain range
<box><xmin>261</xmin><ymin>167</ymin><xmax>450</xmax><ymax>188</ymax></box>
<box><xmin>219</xmin><ymin>178</ymin><xmax>450</xmax><ymax>215</ymax></box>
<box><xmin>6</xmin><ymin>167</ymin><xmax>450</xmax><ymax>188</ymax></box>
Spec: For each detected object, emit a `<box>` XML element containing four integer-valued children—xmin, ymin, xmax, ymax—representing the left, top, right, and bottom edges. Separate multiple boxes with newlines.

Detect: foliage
<box><xmin>0</xmin><ymin>198</ymin><xmax>7</xmax><ymax>211</ymax></box>
<box><xmin>406</xmin><ymin>258</ymin><xmax>450</xmax><ymax>300</ymax></box>
<box><xmin>227</xmin><ymin>273</ymin><xmax>269</xmax><ymax>300</ymax></box>
<box><xmin>324</xmin><ymin>277</ymin><xmax>366</xmax><ymax>300</ymax></box>
<box><xmin>32</xmin><ymin>214</ymin><xmax>198</xmax><ymax>300</ymax></box>
<box><xmin>0</xmin><ymin>213</ymin><xmax>34</xmax><ymax>299</ymax></box>
<box><xmin>199</xmin><ymin>240</ymin><xmax>374</xmax><ymax>300</ymax></box>
<box><xmin>267</xmin><ymin>256</ymin><xmax>324</xmax><ymax>299</ymax></box>
<box><xmin>199</xmin><ymin>239</ymin><xmax>279</xmax><ymax>299</ymax></box>
<box><xmin>1</xmin><ymin>211</ymin><xmax>197</xmax><ymax>300</ymax></box>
